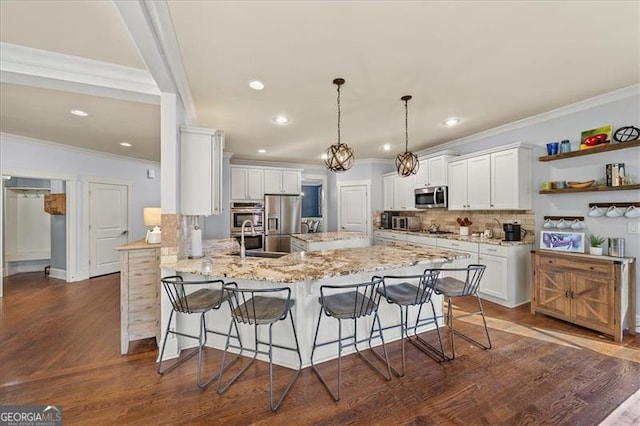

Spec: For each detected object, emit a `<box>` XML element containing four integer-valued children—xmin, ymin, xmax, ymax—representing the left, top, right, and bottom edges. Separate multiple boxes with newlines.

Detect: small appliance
<box><xmin>415</xmin><ymin>186</ymin><xmax>447</xmax><ymax>209</ymax></box>
<box><xmin>392</xmin><ymin>216</ymin><xmax>421</xmax><ymax>231</ymax></box>
<box><xmin>230</xmin><ymin>201</ymin><xmax>264</xmax><ymax>233</ymax></box>
<box><xmin>380</xmin><ymin>211</ymin><xmax>398</xmax><ymax>229</ymax></box>
<box><xmin>608</xmin><ymin>238</ymin><xmax>625</xmax><ymax>257</ymax></box>
<box><xmin>503</xmin><ymin>223</ymin><xmax>527</xmax><ymax>241</ymax></box>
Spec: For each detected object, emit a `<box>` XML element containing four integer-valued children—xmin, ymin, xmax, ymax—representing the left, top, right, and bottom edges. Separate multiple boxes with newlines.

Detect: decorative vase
<box><xmin>589</xmin><ymin>247</ymin><xmax>603</xmax><ymax>256</ymax></box>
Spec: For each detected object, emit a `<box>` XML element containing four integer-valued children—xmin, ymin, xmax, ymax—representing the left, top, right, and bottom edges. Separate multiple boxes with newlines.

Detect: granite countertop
<box><xmin>290</xmin><ymin>231</ymin><xmax>369</xmax><ymax>243</ymax></box>
<box><xmin>115</xmin><ymin>239</ymin><xmax>161</xmax><ymax>251</ymax></box>
<box><xmin>161</xmin><ymin>244</ymin><xmax>468</xmax><ymax>283</ymax></box>
<box><xmin>375</xmin><ymin>229</ymin><xmax>534</xmax><ymax>246</ymax></box>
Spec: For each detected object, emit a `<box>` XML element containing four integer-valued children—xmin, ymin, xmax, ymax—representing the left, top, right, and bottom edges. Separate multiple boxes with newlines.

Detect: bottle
<box><xmin>560</xmin><ymin>140</ymin><xmax>571</xmax><ymax>153</ymax></box>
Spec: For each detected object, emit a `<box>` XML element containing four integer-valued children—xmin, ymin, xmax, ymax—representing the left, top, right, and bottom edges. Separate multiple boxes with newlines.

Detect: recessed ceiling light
<box><xmin>248</xmin><ymin>80</ymin><xmax>265</xmax><ymax>90</ymax></box>
<box><xmin>70</xmin><ymin>109</ymin><xmax>88</xmax><ymax>117</ymax></box>
<box><xmin>443</xmin><ymin>118</ymin><xmax>461</xmax><ymax>127</ymax></box>
<box><xmin>273</xmin><ymin>115</ymin><xmax>289</xmax><ymax>125</ymax></box>
<box><xmin>120</xmin><ymin>142</ymin><xmax>132</xmax><ymax>147</ymax></box>
<box><xmin>382</xmin><ymin>143</ymin><xmax>392</xmax><ymax>151</ymax></box>
<box><xmin>258</xmin><ymin>149</ymin><xmax>266</xmax><ymax>154</ymax></box>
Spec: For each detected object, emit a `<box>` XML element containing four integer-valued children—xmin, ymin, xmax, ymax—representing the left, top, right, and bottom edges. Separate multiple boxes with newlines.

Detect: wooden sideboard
<box><xmin>531</xmin><ymin>250</ymin><xmax>636</xmax><ymax>342</ymax></box>
<box><xmin>116</xmin><ymin>240</ymin><xmax>161</xmax><ymax>354</ymax></box>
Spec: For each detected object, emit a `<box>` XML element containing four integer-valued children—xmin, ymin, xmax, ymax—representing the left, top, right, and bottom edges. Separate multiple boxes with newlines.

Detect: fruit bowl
<box><xmin>567</xmin><ymin>180</ymin><xmax>595</xmax><ymax>189</ymax></box>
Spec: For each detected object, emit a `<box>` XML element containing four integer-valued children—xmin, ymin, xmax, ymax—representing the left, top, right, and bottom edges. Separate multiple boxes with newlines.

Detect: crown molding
<box><xmin>0</xmin><ymin>42</ymin><xmax>160</xmax><ymax>104</ymax></box>
<box><xmin>416</xmin><ymin>84</ymin><xmax>640</xmax><ymax>156</ymax></box>
<box><xmin>114</xmin><ymin>1</ymin><xmax>197</xmax><ymax>124</ymax></box>
<box><xmin>1</xmin><ymin>132</ymin><xmax>161</xmax><ymax>167</ymax></box>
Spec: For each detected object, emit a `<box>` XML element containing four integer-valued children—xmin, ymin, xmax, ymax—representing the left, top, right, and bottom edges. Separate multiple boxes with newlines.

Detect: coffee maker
<box><xmin>503</xmin><ymin>223</ymin><xmax>526</xmax><ymax>241</ymax></box>
<box><xmin>380</xmin><ymin>211</ymin><xmax>398</xmax><ymax>229</ymax></box>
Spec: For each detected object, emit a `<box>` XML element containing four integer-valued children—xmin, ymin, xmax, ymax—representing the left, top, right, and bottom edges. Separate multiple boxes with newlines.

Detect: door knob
<box><xmin>121</xmin><ymin>230</ymin><xmax>128</xmax><ymax>235</ymax></box>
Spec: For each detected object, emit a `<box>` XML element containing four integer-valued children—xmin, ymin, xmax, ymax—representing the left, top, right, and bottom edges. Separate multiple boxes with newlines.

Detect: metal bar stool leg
<box><xmin>269</xmin><ymin>314</ymin><xmax>302</xmax><ymax>411</ymax></box>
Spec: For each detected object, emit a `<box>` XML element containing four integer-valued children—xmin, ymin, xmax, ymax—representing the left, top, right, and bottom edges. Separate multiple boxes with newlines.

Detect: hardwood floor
<box><xmin>1</xmin><ymin>272</ymin><xmax>639</xmax><ymax>425</ymax></box>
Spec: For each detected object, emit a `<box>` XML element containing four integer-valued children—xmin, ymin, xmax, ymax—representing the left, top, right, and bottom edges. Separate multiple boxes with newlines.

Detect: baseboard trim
<box><xmin>636</xmin><ymin>315</ymin><xmax>640</xmax><ymax>334</ymax></box>
<box><xmin>49</xmin><ymin>268</ymin><xmax>66</xmax><ymax>280</ymax></box>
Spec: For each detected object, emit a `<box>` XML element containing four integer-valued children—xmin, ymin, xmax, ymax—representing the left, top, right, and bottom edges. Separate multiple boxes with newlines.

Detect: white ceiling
<box><xmin>1</xmin><ymin>1</ymin><xmax>638</xmax><ymax>165</ymax></box>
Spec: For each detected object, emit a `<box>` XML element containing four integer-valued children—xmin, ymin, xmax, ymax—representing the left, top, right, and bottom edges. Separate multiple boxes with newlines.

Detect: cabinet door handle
<box><xmin>565</xmin><ymin>290</ymin><xmax>570</xmax><ymax>298</ymax></box>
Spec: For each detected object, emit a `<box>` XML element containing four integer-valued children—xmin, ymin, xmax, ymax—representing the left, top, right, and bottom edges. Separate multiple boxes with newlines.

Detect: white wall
<box><xmin>1</xmin><ymin>133</ymin><xmax>161</xmax><ymax>281</ymax></box>
<box><xmin>417</xmin><ymin>90</ymin><xmax>640</xmax><ymax>326</ymax></box>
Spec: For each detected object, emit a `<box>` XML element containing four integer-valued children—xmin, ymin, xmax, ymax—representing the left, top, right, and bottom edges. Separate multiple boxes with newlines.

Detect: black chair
<box><xmin>310</xmin><ymin>277</ymin><xmax>392</xmax><ymax>401</ymax></box>
<box><xmin>431</xmin><ymin>264</ymin><xmax>492</xmax><ymax>359</ymax></box>
<box><xmin>217</xmin><ymin>284</ymin><xmax>301</xmax><ymax>412</ymax></box>
<box><xmin>375</xmin><ymin>269</ymin><xmax>446</xmax><ymax>377</ymax></box>
<box><xmin>157</xmin><ymin>276</ymin><xmax>242</xmax><ymax>389</ymax></box>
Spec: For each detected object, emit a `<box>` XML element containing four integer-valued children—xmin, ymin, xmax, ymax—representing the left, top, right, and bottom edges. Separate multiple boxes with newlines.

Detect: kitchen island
<box><xmin>160</xmin><ymin>241</ymin><xmax>469</xmax><ymax>368</ymax></box>
<box><xmin>290</xmin><ymin>231</ymin><xmax>370</xmax><ymax>252</ymax></box>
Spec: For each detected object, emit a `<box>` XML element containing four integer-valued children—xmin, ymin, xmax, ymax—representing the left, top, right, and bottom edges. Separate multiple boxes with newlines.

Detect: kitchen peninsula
<box><xmin>160</xmin><ymin>240</ymin><xmax>468</xmax><ymax>368</ymax></box>
<box><xmin>290</xmin><ymin>231</ymin><xmax>371</xmax><ymax>252</ymax></box>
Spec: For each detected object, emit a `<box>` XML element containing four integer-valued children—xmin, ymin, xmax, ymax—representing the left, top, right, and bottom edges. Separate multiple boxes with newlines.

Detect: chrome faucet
<box><xmin>240</xmin><ymin>219</ymin><xmax>256</xmax><ymax>258</ymax></box>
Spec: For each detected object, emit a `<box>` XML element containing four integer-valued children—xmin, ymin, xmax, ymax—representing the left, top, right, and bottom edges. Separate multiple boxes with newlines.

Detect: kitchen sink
<box><xmin>231</xmin><ymin>250</ymin><xmax>288</xmax><ymax>259</ymax></box>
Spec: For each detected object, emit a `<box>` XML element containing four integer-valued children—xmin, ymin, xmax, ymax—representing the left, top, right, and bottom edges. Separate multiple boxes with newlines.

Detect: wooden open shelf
<box><xmin>538</xmin><ymin>140</ymin><xmax>640</xmax><ymax>162</ymax></box>
<box><xmin>539</xmin><ymin>184</ymin><xmax>640</xmax><ymax>195</ymax></box>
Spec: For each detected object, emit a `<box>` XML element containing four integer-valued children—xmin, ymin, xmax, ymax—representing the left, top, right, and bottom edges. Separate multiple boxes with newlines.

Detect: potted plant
<box><xmin>589</xmin><ymin>235</ymin><xmax>606</xmax><ymax>255</ymax></box>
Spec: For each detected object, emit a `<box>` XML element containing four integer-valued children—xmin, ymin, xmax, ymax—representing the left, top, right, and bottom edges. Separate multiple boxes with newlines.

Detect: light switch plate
<box><xmin>628</xmin><ymin>223</ymin><xmax>640</xmax><ymax>234</ymax></box>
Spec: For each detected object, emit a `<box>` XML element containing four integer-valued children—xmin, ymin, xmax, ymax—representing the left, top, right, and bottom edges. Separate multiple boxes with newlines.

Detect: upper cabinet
<box><xmin>447</xmin><ymin>145</ymin><xmax>531</xmax><ymax>211</ymax></box>
<box><xmin>230</xmin><ymin>167</ymin><xmax>264</xmax><ymax>201</ymax></box>
<box><xmin>383</xmin><ymin>174</ymin><xmax>395</xmax><ymax>210</ymax></box>
<box><xmin>415</xmin><ymin>154</ymin><xmax>456</xmax><ymax>188</ymax></box>
<box><xmin>231</xmin><ymin>166</ymin><xmax>302</xmax><ymax>201</ymax></box>
<box><xmin>392</xmin><ymin>173</ymin><xmax>416</xmax><ymax>210</ymax></box>
<box><xmin>264</xmin><ymin>169</ymin><xmax>301</xmax><ymax>194</ymax></box>
<box><xmin>181</xmin><ymin>126</ymin><xmax>224</xmax><ymax>216</ymax></box>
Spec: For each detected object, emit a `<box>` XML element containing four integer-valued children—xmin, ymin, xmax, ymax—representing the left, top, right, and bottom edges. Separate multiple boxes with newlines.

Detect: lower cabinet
<box><xmin>116</xmin><ymin>241</ymin><xmax>161</xmax><ymax>355</ymax></box>
<box><xmin>531</xmin><ymin>250</ymin><xmax>636</xmax><ymax>342</ymax></box>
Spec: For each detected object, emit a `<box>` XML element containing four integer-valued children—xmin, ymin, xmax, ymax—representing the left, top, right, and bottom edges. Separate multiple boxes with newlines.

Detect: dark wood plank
<box><xmin>1</xmin><ymin>272</ymin><xmax>639</xmax><ymax>425</ymax></box>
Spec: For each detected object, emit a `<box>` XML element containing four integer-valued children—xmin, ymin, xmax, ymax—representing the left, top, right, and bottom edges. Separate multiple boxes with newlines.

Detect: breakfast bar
<box><xmin>160</xmin><ymin>240</ymin><xmax>469</xmax><ymax>368</ymax></box>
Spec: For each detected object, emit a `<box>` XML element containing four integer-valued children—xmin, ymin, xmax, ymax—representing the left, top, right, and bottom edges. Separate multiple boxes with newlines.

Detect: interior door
<box><xmin>89</xmin><ymin>182</ymin><xmax>128</xmax><ymax>277</ymax></box>
<box><xmin>339</xmin><ymin>184</ymin><xmax>368</xmax><ymax>233</ymax></box>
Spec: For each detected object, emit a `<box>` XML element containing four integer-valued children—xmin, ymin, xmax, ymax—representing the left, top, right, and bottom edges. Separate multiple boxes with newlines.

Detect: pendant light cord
<box><xmin>404</xmin><ymin>98</ymin><xmax>409</xmax><ymax>152</ymax></box>
<box><xmin>337</xmin><ymin>83</ymin><xmax>341</xmax><ymax>145</ymax></box>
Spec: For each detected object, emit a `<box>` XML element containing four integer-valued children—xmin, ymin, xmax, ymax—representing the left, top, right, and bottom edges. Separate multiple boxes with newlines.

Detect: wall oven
<box><xmin>415</xmin><ymin>186</ymin><xmax>448</xmax><ymax>209</ymax></box>
<box><xmin>230</xmin><ymin>201</ymin><xmax>264</xmax><ymax>233</ymax></box>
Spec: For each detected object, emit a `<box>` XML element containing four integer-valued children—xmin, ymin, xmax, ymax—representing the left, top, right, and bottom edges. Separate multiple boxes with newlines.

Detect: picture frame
<box><xmin>540</xmin><ymin>231</ymin><xmax>585</xmax><ymax>253</ymax></box>
<box><xmin>580</xmin><ymin>125</ymin><xmax>612</xmax><ymax>150</ymax></box>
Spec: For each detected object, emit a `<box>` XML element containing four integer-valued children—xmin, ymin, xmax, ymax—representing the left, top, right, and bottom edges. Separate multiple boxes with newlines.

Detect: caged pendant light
<box><xmin>395</xmin><ymin>95</ymin><xmax>419</xmax><ymax>177</ymax></box>
<box><xmin>324</xmin><ymin>78</ymin><xmax>354</xmax><ymax>172</ymax></box>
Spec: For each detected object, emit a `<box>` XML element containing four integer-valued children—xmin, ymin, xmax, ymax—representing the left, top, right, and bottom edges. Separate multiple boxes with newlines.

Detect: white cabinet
<box><xmin>447</xmin><ymin>145</ymin><xmax>531</xmax><ymax>211</ymax></box>
<box><xmin>490</xmin><ymin>148</ymin><xmax>532</xmax><ymax>210</ymax></box>
<box><xmin>383</xmin><ymin>175</ymin><xmax>395</xmax><ymax>210</ymax></box>
<box><xmin>264</xmin><ymin>169</ymin><xmax>301</xmax><ymax>194</ymax></box>
<box><xmin>406</xmin><ymin>234</ymin><xmax>437</xmax><ymax>247</ymax></box>
<box><xmin>478</xmin><ymin>243</ymin><xmax>531</xmax><ymax>308</ymax></box>
<box><xmin>180</xmin><ymin>126</ymin><xmax>224</xmax><ymax>216</ymax></box>
<box><xmin>230</xmin><ymin>166</ymin><xmax>264</xmax><ymax>200</ymax></box>
<box><xmin>436</xmin><ymin>239</ymin><xmax>479</xmax><ymax>280</ymax></box>
<box><xmin>393</xmin><ymin>174</ymin><xmax>415</xmax><ymax>210</ymax></box>
<box><xmin>415</xmin><ymin>155</ymin><xmax>456</xmax><ymax>188</ymax></box>
<box><xmin>373</xmin><ymin>230</ymin><xmax>407</xmax><ymax>246</ymax></box>
<box><xmin>448</xmin><ymin>155</ymin><xmax>490</xmax><ymax>210</ymax></box>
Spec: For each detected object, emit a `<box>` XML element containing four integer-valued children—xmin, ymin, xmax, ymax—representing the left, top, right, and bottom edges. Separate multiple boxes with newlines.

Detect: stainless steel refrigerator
<box><xmin>264</xmin><ymin>194</ymin><xmax>302</xmax><ymax>252</ymax></box>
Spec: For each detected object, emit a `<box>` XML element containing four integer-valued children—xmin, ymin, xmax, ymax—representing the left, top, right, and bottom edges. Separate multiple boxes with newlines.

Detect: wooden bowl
<box><xmin>567</xmin><ymin>180</ymin><xmax>595</xmax><ymax>189</ymax></box>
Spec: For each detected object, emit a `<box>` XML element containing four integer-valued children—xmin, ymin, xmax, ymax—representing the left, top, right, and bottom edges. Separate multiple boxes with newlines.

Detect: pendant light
<box><xmin>324</xmin><ymin>78</ymin><xmax>354</xmax><ymax>172</ymax></box>
<box><xmin>395</xmin><ymin>95</ymin><xmax>419</xmax><ymax>177</ymax></box>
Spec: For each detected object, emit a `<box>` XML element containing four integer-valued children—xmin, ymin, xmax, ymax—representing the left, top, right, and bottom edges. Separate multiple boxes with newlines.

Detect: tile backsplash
<box><xmin>373</xmin><ymin>209</ymin><xmax>535</xmax><ymax>239</ymax></box>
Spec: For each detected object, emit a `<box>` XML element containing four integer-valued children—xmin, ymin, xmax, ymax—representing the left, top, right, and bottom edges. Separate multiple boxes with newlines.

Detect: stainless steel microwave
<box><xmin>415</xmin><ymin>186</ymin><xmax>447</xmax><ymax>209</ymax></box>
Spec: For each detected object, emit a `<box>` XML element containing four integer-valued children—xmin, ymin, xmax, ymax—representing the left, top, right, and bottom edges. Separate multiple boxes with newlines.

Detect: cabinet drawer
<box><xmin>537</xmin><ymin>255</ymin><xmax>611</xmax><ymax>276</ymax></box>
<box><xmin>406</xmin><ymin>234</ymin><xmax>437</xmax><ymax>247</ymax></box>
<box><xmin>437</xmin><ymin>239</ymin><xmax>478</xmax><ymax>253</ymax></box>
<box><xmin>377</xmin><ymin>231</ymin><xmax>407</xmax><ymax>242</ymax></box>
<box><xmin>128</xmin><ymin>320</ymin><xmax>158</xmax><ymax>340</ymax></box>
<box><xmin>479</xmin><ymin>244</ymin><xmax>510</xmax><ymax>258</ymax></box>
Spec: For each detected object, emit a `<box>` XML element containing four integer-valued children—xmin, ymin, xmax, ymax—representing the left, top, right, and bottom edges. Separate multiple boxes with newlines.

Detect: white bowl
<box><xmin>625</xmin><ymin>206</ymin><xmax>640</xmax><ymax>218</ymax></box>
<box><xmin>570</xmin><ymin>220</ymin><xmax>584</xmax><ymax>230</ymax></box>
<box><xmin>587</xmin><ymin>207</ymin><xmax>604</xmax><ymax>217</ymax></box>
<box><xmin>605</xmin><ymin>206</ymin><xmax>623</xmax><ymax>218</ymax></box>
